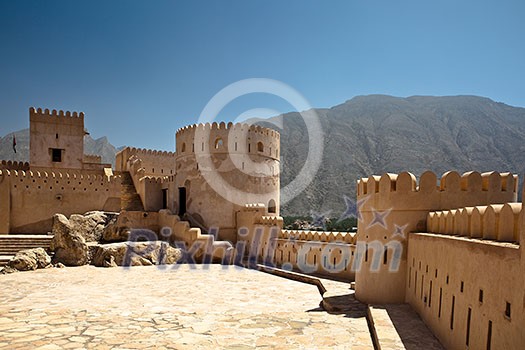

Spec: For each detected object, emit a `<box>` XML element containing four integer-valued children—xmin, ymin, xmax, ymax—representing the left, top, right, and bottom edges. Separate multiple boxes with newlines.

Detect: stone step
<box><xmin>0</xmin><ymin>255</ymin><xmax>12</xmax><ymax>267</ymax></box>
<box><xmin>0</xmin><ymin>235</ymin><xmax>54</xmax><ymax>260</ymax></box>
<box><xmin>120</xmin><ymin>172</ymin><xmax>144</xmax><ymax>212</ymax></box>
<box><xmin>0</xmin><ymin>241</ymin><xmax>53</xmax><ymax>245</ymax></box>
<box><xmin>0</xmin><ymin>235</ymin><xmax>53</xmax><ymax>239</ymax></box>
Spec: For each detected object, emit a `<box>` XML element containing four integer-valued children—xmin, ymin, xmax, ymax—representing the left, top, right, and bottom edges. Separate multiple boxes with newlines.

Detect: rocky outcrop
<box><xmin>0</xmin><ymin>248</ymin><xmax>52</xmax><ymax>273</ymax></box>
<box><xmin>50</xmin><ymin>212</ymin><xmax>120</xmax><ymax>266</ymax></box>
<box><xmin>102</xmin><ymin>220</ymin><xmax>132</xmax><ymax>242</ymax></box>
<box><xmin>50</xmin><ymin>211</ymin><xmax>183</xmax><ymax>268</ymax></box>
<box><xmin>51</xmin><ymin>214</ymin><xmax>92</xmax><ymax>266</ymax></box>
<box><xmin>91</xmin><ymin>241</ymin><xmax>182</xmax><ymax>267</ymax></box>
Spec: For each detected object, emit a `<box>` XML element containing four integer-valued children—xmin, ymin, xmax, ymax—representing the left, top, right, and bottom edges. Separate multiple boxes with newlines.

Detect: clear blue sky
<box><xmin>1</xmin><ymin>0</ymin><xmax>524</xmax><ymax>151</ymax></box>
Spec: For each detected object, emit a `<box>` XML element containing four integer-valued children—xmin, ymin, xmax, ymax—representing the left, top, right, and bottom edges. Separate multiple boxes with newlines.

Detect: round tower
<box><xmin>175</xmin><ymin>122</ymin><xmax>280</xmax><ymax>242</ymax></box>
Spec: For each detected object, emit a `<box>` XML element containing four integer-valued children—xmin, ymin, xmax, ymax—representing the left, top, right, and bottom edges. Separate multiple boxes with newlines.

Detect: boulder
<box><xmin>7</xmin><ymin>248</ymin><xmax>51</xmax><ymax>271</ymax></box>
<box><xmin>50</xmin><ymin>211</ymin><xmax>118</xmax><ymax>266</ymax></box>
<box><xmin>51</xmin><ymin>214</ymin><xmax>91</xmax><ymax>266</ymax></box>
<box><xmin>91</xmin><ymin>241</ymin><xmax>182</xmax><ymax>267</ymax></box>
<box><xmin>0</xmin><ymin>266</ymin><xmax>18</xmax><ymax>274</ymax></box>
<box><xmin>102</xmin><ymin>221</ymin><xmax>132</xmax><ymax>242</ymax></box>
<box><xmin>70</xmin><ymin>211</ymin><xmax>117</xmax><ymax>242</ymax></box>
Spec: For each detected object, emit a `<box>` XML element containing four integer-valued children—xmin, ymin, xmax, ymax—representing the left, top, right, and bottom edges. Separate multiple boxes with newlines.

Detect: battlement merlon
<box><xmin>117</xmin><ymin>146</ymin><xmax>176</xmax><ymax>158</ymax></box>
<box><xmin>0</xmin><ymin>160</ymin><xmax>30</xmax><ymax>171</ymax></box>
<box><xmin>29</xmin><ymin>107</ymin><xmax>85</xmax><ymax>126</ymax></box>
<box><xmin>0</xmin><ymin>168</ymin><xmax>120</xmax><ymax>183</ymax></box>
<box><xmin>115</xmin><ymin>146</ymin><xmax>176</xmax><ymax>173</ymax></box>
<box><xmin>357</xmin><ymin>171</ymin><xmax>518</xmax><ymax>212</ymax></box>
<box><xmin>176</xmin><ymin>122</ymin><xmax>280</xmax><ymax>140</ymax></box>
<box><xmin>175</xmin><ymin>122</ymin><xmax>280</xmax><ymax>160</ymax></box>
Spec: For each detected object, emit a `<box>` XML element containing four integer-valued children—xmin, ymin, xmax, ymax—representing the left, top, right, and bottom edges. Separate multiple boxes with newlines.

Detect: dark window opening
<box><xmin>383</xmin><ymin>247</ymin><xmax>388</xmax><ymax>265</ymax></box>
<box><xmin>487</xmin><ymin>321</ymin><xmax>492</xmax><ymax>350</ymax></box>
<box><xmin>421</xmin><ymin>275</ymin><xmax>424</xmax><ymax>300</ymax></box>
<box><xmin>479</xmin><ymin>289</ymin><xmax>484</xmax><ymax>303</ymax></box>
<box><xmin>55</xmin><ymin>133</ymin><xmax>59</xmax><ymax>139</ymax></box>
<box><xmin>466</xmin><ymin>308</ymin><xmax>472</xmax><ymax>346</ymax></box>
<box><xmin>429</xmin><ymin>281</ymin><xmax>433</xmax><ymax>307</ymax></box>
<box><xmin>450</xmin><ymin>295</ymin><xmax>455</xmax><ymax>330</ymax></box>
<box><xmin>178</xmin><ymin>187</ymin><xmax>187</xmax><ymax>216</ymax></box>
<box><xmin>505</xmin><ymin>302</ymin><xmax>511</xmax><ymax>319</ymax></box>
<box><xmin>461</xmin><ymin>281</ymin><xmax>464</xmax><ymax>293</ymax></box>
<box><xmin>438</xmin><ymin>288</ymin><xmax>443</xmax><ymax>318</ymax></box>
<box><xmin>51</xmin><ymin>148</ymin><xmax>62</xmax><ymax>162</ymax></box>
<box><xmin>162</xmin><ymin>189</ymin><xmax>168</xmax><ymax>210</ymax></box>
<box><xmin>268</xmin><ymin>199</ymin><xmax>276</xmax><ymax>214</ymax></box>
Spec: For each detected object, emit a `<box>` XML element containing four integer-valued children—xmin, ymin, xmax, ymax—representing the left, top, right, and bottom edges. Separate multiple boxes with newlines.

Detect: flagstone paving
<box><xmin>0</xmin><ymin>265</ymin><xmax>374</xmax><ymax>349</ymax></box>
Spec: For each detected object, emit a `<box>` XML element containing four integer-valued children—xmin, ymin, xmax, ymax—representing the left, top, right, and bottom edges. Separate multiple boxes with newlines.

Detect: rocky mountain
<box><xmin>269</xmin><ymin>95</ymin><xmax>525</xmax><ymax>216</ymax></box>
<box><xmin>2</xmin><ymin>95</ymin><xmax>525</xmax><ymax>217</ymax></box>
<box><xmin>0</xmin><ymin>129</ymin><xmax>118</xmax><ymax>167</ymax></box>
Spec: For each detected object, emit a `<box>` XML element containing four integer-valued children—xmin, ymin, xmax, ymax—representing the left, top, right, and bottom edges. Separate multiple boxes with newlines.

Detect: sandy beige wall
<box><xmin>355</xmin><ymin>171</ymin><xmax>518</xmax><ymax>304</ymax></box>
<box><xmin>407</xmin><ymin>233</ymin><xmax>524</xmax><ymax>350</ymax></box>
<box><xmin>29</xmin><ymin>109</ymin><xmax>85</xmax><ymax>170</ymax></box>
<box><xmin>0</xmin><ymin>169</ymin><xmax>121</xmax><ymax>234</ymax></box>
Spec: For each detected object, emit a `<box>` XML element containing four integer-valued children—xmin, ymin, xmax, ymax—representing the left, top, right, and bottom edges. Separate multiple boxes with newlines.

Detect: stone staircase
<box><xmin>0</xmin><ymin>235</ymin><xmax>53</xmax><ymax>266</ymax></box>
<box><xmin>121</xmin><ymin>172</ymin><xmax>145</xmax><ymax>211</ymax></box>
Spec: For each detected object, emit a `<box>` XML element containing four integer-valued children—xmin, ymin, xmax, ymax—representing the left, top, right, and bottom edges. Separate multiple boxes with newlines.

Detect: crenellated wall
<box><xmin>0</xmin><ymin>160</ymin><xmax>30</xmax><ymax>171</ymax></box>
<box><xmin>0</xmin><ymin>169</ymin><xmax>121</xmax><ymax>234</ymax></box>
<box><xmin>274</xmin><ymin>230</ymin><xmax>356</xmax><ymax>280</ymax></box>
<box><xmin>175</xmin><ymin>122</ymin><xmax>280</xmax><ymax>160</ymax></box>
<box><xmin>427</xmin><ymin>203</ymin><xmax>522</xmax><ymax>243</ymax></box>
<box><xmin>236</xmin><ymin>204</ymin><xmax>356</xmax><ymax>280</ymax></box>
<box><xmin>355</xmin><ymin>170</ymin><xmax>518</xmax><ymax>304</ymax></box>
<box><xmin>116</xmin><ymin>147</ymin><xmax>176</xmax><ymax>177</ymax></box>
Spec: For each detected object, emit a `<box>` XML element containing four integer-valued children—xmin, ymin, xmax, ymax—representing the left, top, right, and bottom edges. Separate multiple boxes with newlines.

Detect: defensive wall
<box><xmin>0</xmin><ymin>169</ymin><xmax>121</xmax><ymax>234</ymax></box>
<box><xmin>0</xmin><ymin>161</ymin><xmax>30</xmax><ymax>171</ymax></box>
<box><xmin>355</xmin><ymin>170</ymin><xmax>518</xmax><ymax>304</ymax></box>
<box><xmin>116</xmin><ymin>147</ymin><xmax>176</xmax><ymax>177</ymax></box>
<box><xmin>406</xmin><ymin>226</ymin><xmax>524</xmax><ymax>349</ymax></box>
<box><xmin>236</xmin><ymin>204</ymin><xmax>356</xmax><ymax>281</ymax></box>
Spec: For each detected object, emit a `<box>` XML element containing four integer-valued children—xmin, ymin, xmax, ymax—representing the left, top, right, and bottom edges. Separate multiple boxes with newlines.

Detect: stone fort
<box><xmin>1</xmin><ymin>107</ymin><xmax>524</xmax><ymax>349</ymax></box>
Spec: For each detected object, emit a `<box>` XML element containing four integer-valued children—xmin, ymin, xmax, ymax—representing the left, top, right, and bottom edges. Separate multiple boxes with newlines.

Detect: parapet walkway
<box><xmin>256</xmin><ymin>264</ymin><xmax>444</xmax><ymax>350</ymax></box>
<box><xmin>369</xmin><ymin>305</ymin><xmax>444</xmax><ymax>350</ymax></box>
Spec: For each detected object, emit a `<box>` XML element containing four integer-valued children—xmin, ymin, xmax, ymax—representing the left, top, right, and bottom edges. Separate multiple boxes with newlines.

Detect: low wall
<box><xmin>427</xmin><ymin>203</ymin><xmax>522</xmax><ymax>243</ymax></box>
<box><xmin>406</xmin><ymin>232</ymin><xmax>524</xmax><ymax>350</ymax></box>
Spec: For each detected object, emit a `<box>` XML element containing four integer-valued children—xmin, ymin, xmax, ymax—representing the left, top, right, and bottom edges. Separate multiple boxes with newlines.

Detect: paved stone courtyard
<box><xmin>0</xmin><ymin>265</ymin><xmax>374</xmax><ymax>349</ymax></box>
